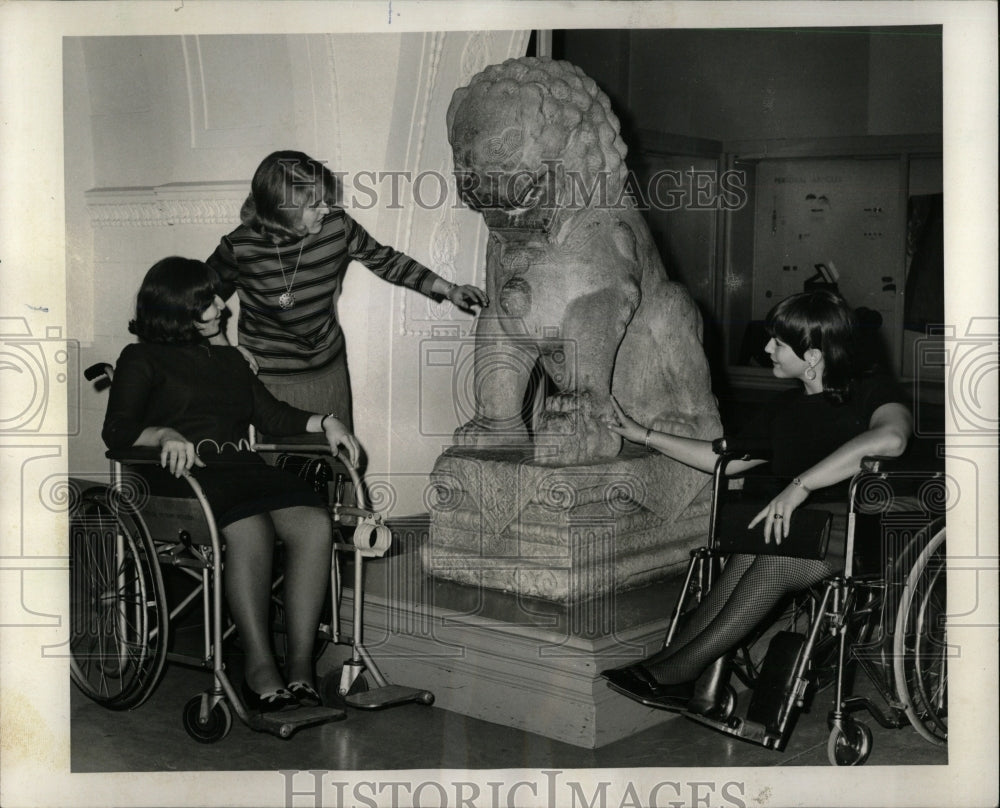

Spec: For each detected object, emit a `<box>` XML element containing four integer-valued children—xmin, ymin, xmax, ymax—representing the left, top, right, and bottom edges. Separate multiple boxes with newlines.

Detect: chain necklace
<box><xmin>274</xmin><ymin>239</ymin><xmax>305</xmax><ymax>309</ymax></box>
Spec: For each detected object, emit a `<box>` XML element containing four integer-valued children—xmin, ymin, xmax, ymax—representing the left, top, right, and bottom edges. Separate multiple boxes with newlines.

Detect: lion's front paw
<box><xmin>533</xmin><ymin>393</ymin><xmax>621</xmax><ymax>465</ymax></box>
<box><xmin>454</xmin><ymin>418</ymin><xmax>530</xmax><ymax>448</ymax></box>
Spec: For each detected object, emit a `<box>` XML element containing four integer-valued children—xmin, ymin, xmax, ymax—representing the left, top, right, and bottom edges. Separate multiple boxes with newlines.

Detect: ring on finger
<box><xmin>774</xmin><ymin>514</ymin><xmax>784</xmax><ymax>520</ymax></box>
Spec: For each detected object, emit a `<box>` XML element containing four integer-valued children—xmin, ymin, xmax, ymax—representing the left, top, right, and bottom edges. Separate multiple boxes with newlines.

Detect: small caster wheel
<box><xmin>183</xmin><ymin>696</ymin><xmax>232</xmax><ymax>744</ymax></box>
<box><xmin>419</xmin><ymin>691</ymin><xmax>435</xmax><ymax>706</ymax></box>
<box><xmin>827</xmin><ymin>720</ymin><xmax>872</xmax><ymax>766</ymax></box>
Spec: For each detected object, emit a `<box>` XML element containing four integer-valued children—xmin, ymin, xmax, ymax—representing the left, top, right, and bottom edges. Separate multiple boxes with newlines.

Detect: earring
<box><xmin>805</xmin><ymin>366</ymin><xmax>817</xmax><ymax>381</ymax></box>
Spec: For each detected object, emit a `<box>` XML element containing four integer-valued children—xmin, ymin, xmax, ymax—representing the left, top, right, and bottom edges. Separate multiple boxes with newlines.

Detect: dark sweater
<box><xmin>739</xmin><ymin>375</ymin><xmax>909</xmax><ymax>498</ymax></box>
<box><xmin>207</xmin><ymin>207</ymin><xmax>441</xmax><ymax>379</ymax></box>
<box><xmin>102</xmin><ymin>342</ymin><xmax>312</xmax><ymax>452</ymax></box>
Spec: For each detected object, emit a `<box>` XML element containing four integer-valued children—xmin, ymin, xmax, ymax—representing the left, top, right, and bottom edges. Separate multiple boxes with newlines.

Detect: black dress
<box><xmin>737</xmin><ymin>375</ymin><xmax>910</xmax><ymax>561</ymax></box>
<box><xmin>103</xmin><ymin>342</ymin><xmax>324</xmax><ymax>527</ymax></box>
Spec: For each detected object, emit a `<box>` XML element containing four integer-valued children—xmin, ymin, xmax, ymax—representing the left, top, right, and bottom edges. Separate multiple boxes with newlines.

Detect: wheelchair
<box><xmin>640</xmin><ymin>437</ymin><xmax>947</xmax><ymax>766</ymax></box>
<box><xmin>69</xmin><ymin>362</ymin><xmax>434</xmax><ymax>743</ymax></box>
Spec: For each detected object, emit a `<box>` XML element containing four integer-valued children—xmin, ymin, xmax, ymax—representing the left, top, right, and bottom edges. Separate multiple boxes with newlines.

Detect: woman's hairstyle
<box><xmin>128</xmin><ymin>257</ymin><xmax>219</xmax><ymax>345</ymax></box>
<box><xmin>765</xmin><ymin>289</ymin><xmax>858</xmax><ymax>404</ymax></box>
<box><xmin>240</xmin><ymin>150</ymin><xmax>342</xmax><ymax>241</ymax></box>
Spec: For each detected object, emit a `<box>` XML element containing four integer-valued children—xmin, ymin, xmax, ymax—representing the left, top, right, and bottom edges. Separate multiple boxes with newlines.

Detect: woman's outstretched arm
<box><xmin>606</xmin><ymin>398</ymin><xmax>766</xmax><ymax>475</ymax></box>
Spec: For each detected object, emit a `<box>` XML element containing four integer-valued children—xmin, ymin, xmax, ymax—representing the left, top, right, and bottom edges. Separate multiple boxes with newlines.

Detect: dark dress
<box><xmin>633</xmin><ymin>375</ymin><xmax>912</xmax><ymax>685</ymax></box>
<box><xmin>737</xmin><ymin>374</ymin><xmax>910</xmax><ymax>559</ymax></box>
<box><xmin>740</xmin><ymin>375</ymin><xmax>909</xmax><ymax>493</ymax></box>
<box><xmin>102</xmin><ymin>342</ymin><xmax>323</xmax><ymax>527</ymax></box>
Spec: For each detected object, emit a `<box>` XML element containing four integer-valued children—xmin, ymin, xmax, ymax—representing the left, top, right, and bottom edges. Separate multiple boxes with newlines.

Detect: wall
<box><xmin>559</xmin><ymin>27</ymin><xmax>943</xmax><ymax>143</ymax></box>
<box><xmin>65</xmin><ymin>31</ymin><xmax>529</xmax><ymax>515</ymax></box>
<box><xmin>555</xmin><ymin>27</ymin><xmax>942</xmax><ymax>385</ymax></box>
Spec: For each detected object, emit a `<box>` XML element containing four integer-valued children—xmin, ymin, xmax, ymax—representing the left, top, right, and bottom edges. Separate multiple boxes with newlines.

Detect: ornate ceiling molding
<box><xmin>85</xmin><ymin>182</ymin><xmax>247</xmax><ymax>227</ymax></box>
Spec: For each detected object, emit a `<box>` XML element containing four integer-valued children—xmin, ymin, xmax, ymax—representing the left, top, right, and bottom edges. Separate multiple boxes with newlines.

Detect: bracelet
<box><xmin>320</xmin><ymin>413</ymin><xmax>337</xmax><ymax>431</ymax></box>
<box><xmin>791</xmin><ymin>476</ymin><xmax>811</xmax><ymax>492</ymax></box>
<box><xmin>644</xmin><ymin>428</ymin><xmax>653</xmax><ymax>448</ymax></box>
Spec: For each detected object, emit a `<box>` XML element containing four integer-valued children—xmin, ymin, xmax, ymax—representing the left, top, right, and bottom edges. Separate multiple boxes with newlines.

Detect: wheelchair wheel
<box><xmin>827</xmin><ymin>718</ymin><xmax>873</xmax><ymax>766</ymax></box>
<box><xmin>892</xmin><ymin>521</ymin><xmax>947</xmax><ymax>745</ymax></box>
<box><xmin>69</xmin><ymin>489</ymin><xmax>168</xmax><ymax>709</ymax></box>
<box><xmin>182</xmin><ymin>695</ymin><xmax>232</xmax><ymax>744</ymax></box>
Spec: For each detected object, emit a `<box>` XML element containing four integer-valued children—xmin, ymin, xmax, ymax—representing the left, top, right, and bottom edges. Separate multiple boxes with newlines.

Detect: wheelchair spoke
<box><xmin>70</xmin><ymin>492</ymin><xmax>168</xmax><ymax>710</ymax></box>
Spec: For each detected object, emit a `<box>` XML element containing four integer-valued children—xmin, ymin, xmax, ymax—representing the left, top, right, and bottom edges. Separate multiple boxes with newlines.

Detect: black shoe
<box><xmin>241</xmin><ymin>680</ymin><xmax>299</xmax><ymax>714</ymax></box>
<box><xmin>286</xmin><ymin>680</ymin><xmax>322</xmax><ymax>708</ymax></box>
<box><xmin>600</xmin><ymin>664</ymin><xmax>695</xmax><ymax>711</ymax></box>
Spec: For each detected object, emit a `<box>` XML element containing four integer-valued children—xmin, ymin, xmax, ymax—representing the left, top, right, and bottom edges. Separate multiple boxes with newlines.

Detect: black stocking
<box><xmin>222</xmin><ymin>514</ymin><xmax>281</xmax><ymax>693</ymax></box>
<box><xmin>270</xmin><ymin>507</ymin><xmax>333</xmax><ymax>687</ymax></box>
<box><xmin>644</xmin><ymin>553</ymin><xmax>836</xmax><ymax>684</ymax></box>
<box><xmin>222</xmin><ymin>507</ymin><xmax>332</xmax><ymax>692</ymax></box>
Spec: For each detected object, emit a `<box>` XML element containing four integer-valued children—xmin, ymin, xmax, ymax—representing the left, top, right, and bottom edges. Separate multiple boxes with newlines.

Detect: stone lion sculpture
<box><xmin>446</xmin><ymin>56</ymin><xmax>721</xmax><ymax>470</ymax></box>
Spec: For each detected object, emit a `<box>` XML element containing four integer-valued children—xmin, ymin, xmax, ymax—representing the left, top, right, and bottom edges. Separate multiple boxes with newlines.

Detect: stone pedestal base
<box><xmin>425</xmin><ymin>446</ymin><xmax>711</xmax><ymax>602</ymax></box>
<box><xmin>329</xmin><ymin>522</ymin><xmax>689</xmax><ymax>749</ymax></box>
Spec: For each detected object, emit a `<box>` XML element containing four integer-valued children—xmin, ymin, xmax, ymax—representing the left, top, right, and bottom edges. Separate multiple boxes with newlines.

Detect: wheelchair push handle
<box><xmin>85</xmin><ymin>362</ymin><xmax>114</xmax><ymax>382</ymax></box>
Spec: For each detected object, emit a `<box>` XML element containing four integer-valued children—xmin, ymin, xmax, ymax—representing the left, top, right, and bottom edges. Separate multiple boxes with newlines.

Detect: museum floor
<box><xmin>70</xmin><ymin>657</ymin><xmax>946</xmax><ymax>773</ymax></box>
<box><xmin>71</xmin><ymin>575</ymin><xmax>947</xmax><ymax>773</ymax></box>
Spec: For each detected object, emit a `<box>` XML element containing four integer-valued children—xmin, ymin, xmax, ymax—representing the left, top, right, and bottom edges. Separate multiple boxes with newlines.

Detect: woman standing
<box><xmin>103</xmin><ymin>257</ymin><xmax>360</xmax><ymax>713</ymax></box>
<box><xmin>601</xmin><ymin>289</ymin><xmax>912</xmax><ymax>708</ymax></box>
<box><xmin>207</xmin><ymin>150</ymin><xmax>489</xmax><ymax>425</ymax></box>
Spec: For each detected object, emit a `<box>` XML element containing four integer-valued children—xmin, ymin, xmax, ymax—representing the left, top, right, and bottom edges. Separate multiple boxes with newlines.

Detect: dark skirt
<box><xmin>136</xmin><ymin>451</ymin><xmax>323</xmax><ymax>528</ymax></box>
<box><xmin>258</xmin><ymin>352</ymin><xmax>354</xmax><ymax>431</ymax></box>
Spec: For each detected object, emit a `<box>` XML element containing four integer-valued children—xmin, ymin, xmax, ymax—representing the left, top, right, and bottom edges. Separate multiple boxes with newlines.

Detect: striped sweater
<box><xmin>207</xmin><ymin>208</ymin><xmax>440</xmax><ymax>379</ymax></box>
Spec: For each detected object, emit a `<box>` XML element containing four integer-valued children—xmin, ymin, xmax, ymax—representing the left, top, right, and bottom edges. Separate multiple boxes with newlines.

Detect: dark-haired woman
<box><xmin>206</xmin><ymin>150</ymin><xmax>489</xmax><ymax>423</ymax></box>
<box><xmin>600</xmin><ymin>290</ymin><xmax>912</xmax><ymax>708</ymax></box>
<box><xmin>103</xmin><ymin>256</ymin><xmax>360</xmax><ymax>714</ymax></box>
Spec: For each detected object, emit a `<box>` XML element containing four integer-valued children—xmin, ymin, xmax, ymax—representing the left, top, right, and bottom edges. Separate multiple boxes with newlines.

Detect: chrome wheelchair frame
<box><xmin>69</xmin><ymin>363</ymin><xmax>433</xmax><ymax>743</ymax></box>
<box><xmin>655</xmin><ymin>439</ymin><xmax>947</xmax><ymax>765</ymax></box>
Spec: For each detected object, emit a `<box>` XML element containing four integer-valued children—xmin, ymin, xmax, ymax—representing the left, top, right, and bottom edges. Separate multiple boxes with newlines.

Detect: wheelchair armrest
<box><xmin>712</xmin><ymin>435</ymin><xmax>773</xmax><ymax>462</ymax></box>
<box><xmin>860</xmin><ymin>451</ymin><xmax>945</xmax><ymax>475</ymax></box>
<box><xmin>105</xmin><ymin>447</ymin><xmax>162</xmax><ymax>465</ymax></box>
<box><xmin>254</xmin><ymin>440</ymin><xmax>333</xmax><ymax>454</ymax></box>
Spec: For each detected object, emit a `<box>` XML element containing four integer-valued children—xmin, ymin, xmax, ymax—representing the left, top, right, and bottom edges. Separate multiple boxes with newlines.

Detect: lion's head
<box><xmin>447</xmin><ymin>57</ymin><xmax>628</xmax><ymax>213</ymax></box>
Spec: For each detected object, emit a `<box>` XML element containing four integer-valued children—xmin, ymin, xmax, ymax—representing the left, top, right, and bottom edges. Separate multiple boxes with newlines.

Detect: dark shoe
<box><xmin>600</xmin><ymin>664</ymin><xmax>695</xmax><ymax>710</ymax></box>
<box><xmin>286</xmin><ymin>680</ymin><xmax>322</xmax><ymax>708</ymax></box>
<box><xmin>241</xmin><ymin>680</ymin><xmax>299</xmax><ymax>714</ymax></box>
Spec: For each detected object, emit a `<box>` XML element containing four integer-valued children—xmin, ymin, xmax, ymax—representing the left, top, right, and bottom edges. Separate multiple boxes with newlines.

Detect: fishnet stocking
<box><xmin>644</xmin><ymin>553</ymin><xmax>837</xmax><ymax>684</ymax></box>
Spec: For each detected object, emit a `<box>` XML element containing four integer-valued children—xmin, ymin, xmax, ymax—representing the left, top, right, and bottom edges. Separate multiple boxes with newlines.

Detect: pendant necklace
<box><xmin>274</xmin><ymin>239</ymin><xmax>305</xmax><ymax>309</ymax></box>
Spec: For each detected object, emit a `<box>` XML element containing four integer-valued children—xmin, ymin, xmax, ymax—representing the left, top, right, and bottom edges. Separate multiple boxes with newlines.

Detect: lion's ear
<box><xmin>612</xmin><ymin>221</ymin><xmax>638</xmax><ymax>264</ymax></box>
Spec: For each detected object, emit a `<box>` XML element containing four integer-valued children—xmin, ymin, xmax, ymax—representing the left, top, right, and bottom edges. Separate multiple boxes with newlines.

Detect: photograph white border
<box><xmin>1</xmin><ymin>2</ymin><xmax>996</xmax><ymax>807</ymax></box>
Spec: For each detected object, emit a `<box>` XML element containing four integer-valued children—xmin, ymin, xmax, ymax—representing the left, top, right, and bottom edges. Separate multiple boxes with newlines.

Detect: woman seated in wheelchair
<box><xmin>602</xmin><ymin>289</ymin><xmax>912</xmax><ymax>709</ymax></box>
<box><xmin>102</xmin><ymin>256</ymin><xmax>361</xmax><ymax>715</ymax></box>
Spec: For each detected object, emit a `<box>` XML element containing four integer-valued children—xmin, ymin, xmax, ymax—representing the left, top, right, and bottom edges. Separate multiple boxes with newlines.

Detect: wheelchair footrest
<box><xmin>252</xmin><ymin>705</ymin><xmax>346</xmax><ymax>738</ymax></box>
<box><xmin>684</xmin><ymin>710</ymin><xmax>782</xmax><ymax>749</ymax></box>
<box><xmin>685</xmin><ymin>631</ymin><xmax>805</xmax><ymax>751</ymax></box>
<box><xmin>345</xmin><ymin>684</ymin><xmax>434</xmax><ymax>710</ymax></box>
